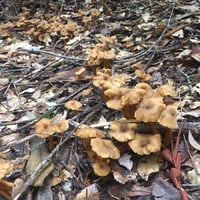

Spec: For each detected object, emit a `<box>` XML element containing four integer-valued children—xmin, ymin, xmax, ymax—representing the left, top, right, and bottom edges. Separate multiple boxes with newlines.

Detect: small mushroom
<box><xmin>110</xmin><ymin>120</ymin><xmax>137</xmax><ymax>142</ymax></box>
<box><xmin>135</xmin><ymin>82</ymin><xmax>154</xmax><ymax>98</ymax></box>
<box><xmin>122</xmin><ymin>88</ymin><xmax>145</xmax><ymax>106</ymax></box>
<box><xmin>35</xmin><ymin>118</ymin><xmax>56</xmax><ymax>138</ymax></box>
<box><xmin>74</xmin><ymin>126</ymin><xmax>105</xmax><ymax>138</ymax></box>
<box><xmin>91</xmin><ymin>138</ymin><xmax>120</xmax><ymax>159</ymax></box>
<box><xmin>135</xmin><ymin>97</ymin><xmax>165</xmax><ymax>122</ymax></box>
<box><xmin>135</xmin><ymin>70</ymin><xmax>152</xmax><ymax>81</ymax></box>
<box><xmin>93</xmin><ymin>71</ymin><xmax>112</xmax><ymax>89</ymax></box>
<box><xmin>64</xmin><ymin>100</ymin><xmax>82</xmax><ymax>111</ymax></box>
<box><xmin>158</xmin><ymin>85</ymin><xmax>177</xmax><ymax>97</ymax></box>
<box><xmin>93</xmin><ymin>71</ymin><xmax>127</xmax><ymax>91</ymax></box>
<box><xmin>54</xmin><ymin>119</ymin><xmax>69</xmax><ymax>133</ymax></box>
<box><xmin>87</xmin><ymin>43</ymin><xmax>116</xmax><ymax>67</ymax></box>
<box><xmin>93</xmin><ymin>161</ymin><xmax>110</xmax><ymax>176</ymax></box>
<box><xmin>128</xmin><ymin>133</ymin><xmax>161</xmax><ymax>155</ymax></box>
<box><xmin>158</xmin><ymin>104</ymin><xmax>178</xmax><ymax>128</ymax></box>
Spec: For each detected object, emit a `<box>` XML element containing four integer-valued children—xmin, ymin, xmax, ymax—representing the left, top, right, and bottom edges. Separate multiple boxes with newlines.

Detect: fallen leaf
<box><xmin>182</xmin><ymin>155</ymin><xmax>200</xmax><ymax>184</ymax></box>
<box><xmin>118</xmin><ymin>153</ymin><xmax>133</xmax><ymax>171</ymax></box>
<box><xmin>137</xmin><ymin>154</ymin><xmax>159</xmax><ymax>181</ymax></box>
<box><xmin>12</xmin><ymin>178</ymin><xmax>24</xmax><ymax>198</ymax></box>
<box><xmin>26</xmin><ymin>137</ymin><xmax>54</xmax><ymax>187</ymax></box>
<box><xmin>152</xmin><ymin>177</ymin><xmax>181</xmax><ymax>200</ymax></box>
<box><xmin>75</xmin><ymin>184</ymin><xmax>99</xmax><ymax>200</ymax></box>
<box><xmin>183</xmin><ymin>109</ymin><xmax>200</xmax><ymax>118</ymax></box>
<box><xmin>188</xmin><ymin>131</ymin><xmax>200</xmax><ymax>151</ymax></box>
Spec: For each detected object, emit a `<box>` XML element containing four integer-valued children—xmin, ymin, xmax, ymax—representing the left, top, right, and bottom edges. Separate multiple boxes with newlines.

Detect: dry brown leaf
<box><xmin>188</xmin><ymin>131</ymin><xmax>200</xmax><ymax>151</ymax></box>
<box><xmin>26</xmin><ymin>138</ymin><xmax>54</xmax><ymax>187</ymax></box>
<box><xmin>75</xmin><ymin>184</ymin><xmax>99</xmax><ymax>200</ymax></box>
<box><xmin>137</xmin><ymin>154</ymin><xmax>159</xmax><ymax>180</ymax></box>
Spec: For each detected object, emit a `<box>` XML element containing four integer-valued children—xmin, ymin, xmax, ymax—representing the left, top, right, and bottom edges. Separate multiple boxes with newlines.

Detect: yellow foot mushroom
<box><xmin>128</xmin><ymin>133</ymin><xmax>161</xmax><ymax>155</ymax></box>
<box><xmin>91</xmin><ymin>138</ymin><xmax>120</xmax><ymax>159</ymax></box>
<box><xmin>110</xmin><ymin>120</ymin><xmax>137</xmax><ymax>142</ymax></box>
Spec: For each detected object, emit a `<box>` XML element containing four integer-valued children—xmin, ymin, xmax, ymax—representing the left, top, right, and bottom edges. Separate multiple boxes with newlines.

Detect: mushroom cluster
<box><xmin>73</xmin><ymin>68</ymin><xmax>180</xmax><ymax>177</ymax></box>
<box><xmin>93</xmin><ymin>71</ymin><xmax>179</xmax><ymax>129</ymax></box>
<box><xmin>74</xmin><ymin>126</ymin><xmax>120</xmax><ymax>176</ymax></box>
<box><xmin>35</xmin><ymin>118</ymin><xmax>69</xmax><ymax>138</ymax></box>
<box><xmin>87</xmin><ymin>36</ymin><xmax>116</xmax><ymax>69</ymax></box>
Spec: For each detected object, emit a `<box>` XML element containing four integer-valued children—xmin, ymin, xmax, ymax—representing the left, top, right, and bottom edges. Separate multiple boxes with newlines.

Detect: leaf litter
<box><xmin>0</xmin><ymin>0</ymin><xmax>200</xmax><ymax>200</ymax></box>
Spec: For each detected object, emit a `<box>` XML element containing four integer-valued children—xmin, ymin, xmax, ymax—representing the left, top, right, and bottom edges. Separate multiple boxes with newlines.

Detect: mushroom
<box><xmin>135</xmin><ymin>69</ymin><xmax>152</xmax><ymax>81</ymax></box>
<box><xmin>104</xmin><ymin>87</ymin><xmax>129</xmax><ymax>110</ymax></box>
<box><xmin>100</xmin><ymin>35</ymin><xmax>116</xmax><ymax>48</ymax></box>
<box><xmin>54</xmin><ymin>119</ymin><xmax>69</xmax><ymax>133</ymax></box>
<box><xmin>158</xmin><ymin>85</ymin><xmax>177</xmax><ymax>97</ymax></box>
<box><xmin>122</xmin><ymin>88</ymin><xmax>145</xmax><ymax>106</ymax></box>
<box><xmin>93</xmin><ymin>71</ymin><xmax>127</xmax><ymax>91</ymax></box>
<box><xmin>35</xmin><ymin>118</ymin><xmax>56</xmax><ymax>138</ymax></box>
<box><xmin>64</xmin><ymin>100</ymin><xmax>82</xmax><ymax>111</ymax></box>
<box><xmin>93</xmin><ymin>71</ymin><xmax>112</xmax><ymax>89</ymax></box>
<box><xmin>91</xmin><ymin>138</ymin><xmax>120</xmax><ymax>159</ymax></box>
<box><xmin>158</xmin><ymin>104</ymin><xmax>178</xmax><ymax>129</ymax></box>
<box><xmin>93</xmin><ymin>161</ymin><xmax>110</xmax><ymax>176</ymax></box>
<box><xmin>0</xmin><ymin>158</ymin><xmax>13</xmax><ymax>179</ymax></box>
<box><xmin>87</xmin><ymin>43</ymin><xmax>116</xmax><ymax>68</ymax></box>
<box><xmin>121</xmin><ymin>88</ymin><xmax>145</xmax><ymax>118</ymax></box>
<box><xmin>128</xmin><ymin>133</ymin><xmax>161</xmax><ymax>155</ymax></box>
<box><xmin>110</xmin><ymin>120</ymin><xmax>137</xmax><ymax>142</ymax></box>
<box><xmin>135</xmin><ymin>82</ymin><xmax>153</xmax><ymax>97</ymax></box>
<box><xmin>74</xmin><ymin>126</ymin><xmax>105</xmax><ymax>138</ymax></box>
<box><xmin>135</xmin><ymin>97</ymin><xmax>166</xmax><ymax>122</ymax></box>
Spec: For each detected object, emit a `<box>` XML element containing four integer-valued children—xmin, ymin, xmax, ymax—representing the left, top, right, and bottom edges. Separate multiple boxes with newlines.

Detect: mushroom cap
<box><xmin>64</xmin><ymin>100</ymin><xmax>82</xmax><ymax>111</ymax></box>
<box><xmin>135</xmin><ymin>70</ymin><xmax>152</xmax><ymax>81</ymax></box>
<box><xmin>93</xmin><ymin>71</ymin><xmax>111</xmax><ymax>88</ymax></box>
<box><xmin>158</xmin><ymin>104</ymin><xmax>178</xmax><ymax>128</ymax></box>
<box><xmin>158</xmin><ymin>85</ymin><xmax>177</xmax><ymax>97</ymax></box>
<box><xmin>0</xmin><ymin>158</ymin><xmax>13</xmax><ymax>179</ymax></box>
<box><xmin>93</xmin><ymin>161</ymin><xmax>110</xmax><ymax>176</ymax></box>
<box><xmin>54</xmin><ymin>119</ymin><xmax>69</xmax><ymax>133</ymax></box>
<box><xmin>74</xmin><ymin>126</ymin><xmax>105</xmax><ymax>138</ymax></box>
<box><xmin>110</xmin><ymin>120</ymin><xmax>137</xmax><ymax>142</ymax></box>
<box><xmin>128</xmin><ymin>133</ymin><xmax>161</xmax><ymax>155</ymax></box>
<box><xmin>135</xmin><ymin>82</ymin><xmax>152</xmax><ymax>91</ymax></box>
<box><xmin>104</xmin><ymin>87</ymin><xmax>129</xmax><ymax>110</ymax></box>
<box><xmin>135</xmin><ymin>82</ymin><xmax>155</xmax><ymax>99</ymax></box>
<box><xmin>135</xmin><ymin>97</ymin><xmax>166</xmax><ymax>122</ymax></box>
<box><xmin>93</xmin><ymin>72</ymin><xmax>126</xmax><ymax>90</ymax></box>
<box><xmin>122</xmin><ymin>88</ymin><xmax>145</xmax><ymax>105</ymax></box>
<box><xmin>100</xmin><ymin>35</ymin><xmax>116</xmax><ymax>44</ymax></box>
<box><xmin>35</xmin><ymin>118</ymin><xmax>56</xmax><ymax>138</ymax></box>
<box><xmin>91</xmin><ymin>138</ymin><xmax>120</xmax><ymax>159</ymax></box>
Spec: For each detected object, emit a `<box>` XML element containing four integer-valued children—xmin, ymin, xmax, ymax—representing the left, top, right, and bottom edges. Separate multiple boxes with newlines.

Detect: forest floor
<box><xmin>0</xmin><ymin>0</ymin><xmax>200</xmax><ymax>200</ymax></box>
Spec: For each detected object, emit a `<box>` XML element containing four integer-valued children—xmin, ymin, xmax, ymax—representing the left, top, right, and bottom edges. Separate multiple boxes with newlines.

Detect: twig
<box><xmin>13</xmin><ymin>132</ymin><xmax>72</xmax><ymax>200</ymax></box>
<box><xmin>0</xmin><ymin>134</ymin><xmax>36</xmax><ymax>151</ymax></box>
<box><xmin>20</xmin><ymin>48</ymin><xmax>86</xmax><ymax>63</ymax></box>
<box><xmin>175</xmin><ymin>66</ymin><xmax>194</xmax><ymax>94</ymax></box>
